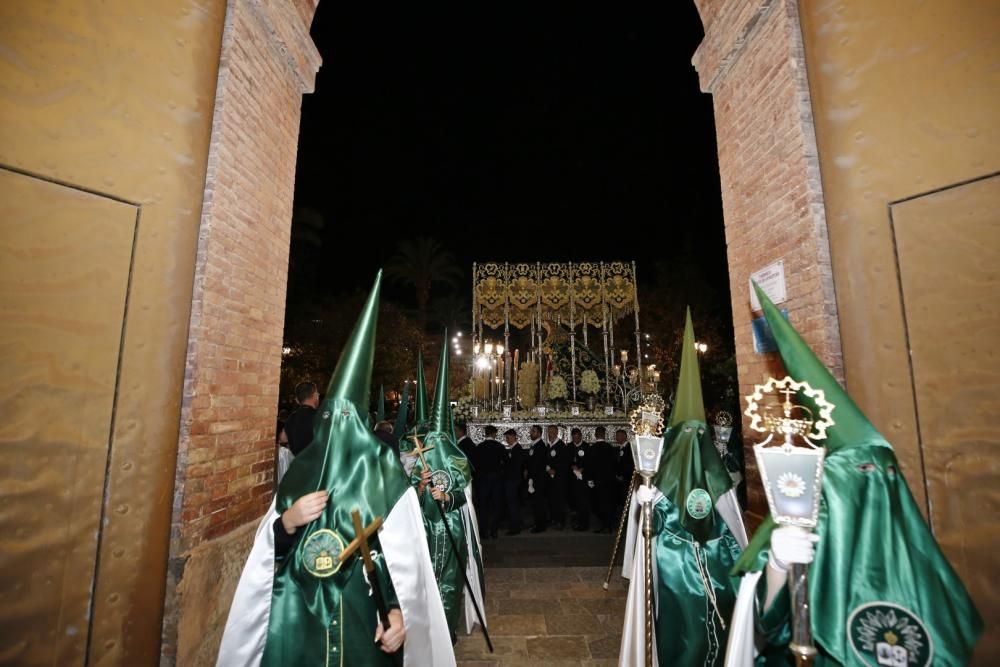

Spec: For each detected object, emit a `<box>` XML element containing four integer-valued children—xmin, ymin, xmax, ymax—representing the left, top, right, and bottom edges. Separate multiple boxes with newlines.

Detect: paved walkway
<box><xmin>456</xmin><ymin>528</ymin><xmax>627</xmax><ymax>667</ymax></box>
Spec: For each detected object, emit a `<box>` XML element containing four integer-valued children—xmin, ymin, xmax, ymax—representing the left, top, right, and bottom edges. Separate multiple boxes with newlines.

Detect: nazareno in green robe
<box><xmin>723</xmin><ymin>284</ymin><xmax>982</xmax><ymax>667</ymax></box>
<box><xmin>264</xmin><ymin>514</ymin><xmax>401</xmax><ymax>667</ymax></box>
<box><xmin>408</xmin><ymin>424</ymin><xmax>471</xmax><ymax>636</ymax></box>
<box><xmin>652</xmin><ymin>495</ymin><xmax>744</xmax><ymax>666</ymax></box>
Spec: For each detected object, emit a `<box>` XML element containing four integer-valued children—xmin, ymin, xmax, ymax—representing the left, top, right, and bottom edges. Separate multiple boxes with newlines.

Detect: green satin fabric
<box><xmin>736</xmin><ymin>446</ymin><xmax>983</xmax><ymax>665</ymax></box>
<box><xmin>410</xmin><ymin>427</ymin><xmax>471</xmax><ymax>634</ymax></box>
<box><xmin>325</xmin><ymin>274</ymin><xmax>380</xmax><ymax>416</ymax></box>
<box><xmin>735</xmin><ymin>288</ymin><xmax>982</xmax><ymax>665</ymax></box>
<box><xmin>414</xmin><ymin>352</ymin><xmax>429</xmax><ymax>422</ymax></box>
<box><xmin>653</xmin><ymin>420</ymin><xmax>733</xmax><ymax>544</ymax></box>
<box><xmin>652</xmin><ymin>496</ymin><xmax>742</xmax><ymax>666</ymax></box>
<box><xmin>266</xmin><ymin>398</ymin><xmax>410</xmax><ymax>663</ymax></box>
<box><xmin>392</xmin><ymin>382</ymin><xmax>409</xmax><ymax>439</ymax></box>
<box><xmin>263</xmin><ymin>546</ymin><xmax>400</xmax><ymax>666</ymax></box>
<box><xmin>419</xmin><ymin>485</ymin><xmax>468</xmax><ymax>633</ymax></box>
<box><xmin>669</xmin><ymin>308</ymin><xmax>707</xmax><ymax>426</ymax></box>
<box><xmin>755</xmin><ymin>282</ymin><xmax>884</xmax><ymax>456</ymax></box>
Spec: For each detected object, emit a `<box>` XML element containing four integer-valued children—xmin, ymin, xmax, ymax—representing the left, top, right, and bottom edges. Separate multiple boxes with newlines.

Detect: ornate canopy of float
<box><xmin>462</xmin><ymin>261</ymin><xmax>661</xmax><ymax>424</ymax></box>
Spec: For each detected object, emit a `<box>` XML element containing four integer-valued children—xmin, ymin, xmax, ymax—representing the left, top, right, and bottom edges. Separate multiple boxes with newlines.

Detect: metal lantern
<box><xmin>712</xmin><ymin>410</ymin><xmax>733</xmax><ymax>458</ymax></box>
<box><xmin>755</xmin><ymin>445</ymin><xmax>824</xmax><ymax>528</ymax></box>
<box><xmin>627</xmin><ymin>399</ymin><xmax>666</xmax><ymax>667</ymax></box>
<box><xmin>630</xmin><ymin>408</ymin><xmax>666</xmax><ymax>478</ymax></box>
<box><xmin>631</xmin><ymin>434</ymin><xmax>664</xmax><ymax>479</ymax></box>
<box><xmin>745</xmin><ymin>376</ymin><xmax>836</xmax><ymax>665</ymax></box>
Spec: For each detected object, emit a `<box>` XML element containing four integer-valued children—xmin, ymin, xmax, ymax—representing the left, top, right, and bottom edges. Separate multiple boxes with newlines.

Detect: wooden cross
<box><xmin>338</xmin><ymin>509</ymin><xmax>383</xmax><ymax>567</ymax></box>
<box><xmin>339</xmin><ymin>509</ymin><xmax>393</xmax><ymax>633</ymax></box>
<box><xmin>407</xmin><ymin>432</ymin><xmax>435</xmax><ymax>469</ymax></box>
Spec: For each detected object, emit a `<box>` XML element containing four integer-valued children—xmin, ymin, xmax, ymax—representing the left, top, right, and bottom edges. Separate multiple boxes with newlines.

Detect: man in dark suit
<box><xmin>526</xmin><ymin>425</ymin><xmax>549</xmax><ymax>533</ymax></box>
<box><xmin>590</xmin><ymin>425</ymin><xmax>617</xmax><ymax>533</ymax></box>
<box><xmin>456</xmin><ymin>423</ymin><xmax>475</xmax><ymax>460</ymax></box>
<box><xmin>502</xmin><ymin>428</ymin><xmax>526</xmax><ymax>535</ymax></box>
<box><xmin>570</xmin><ymin>427</ymin><xmax>593</xmax><ymax>531</ymax></box>
<box><xmin>614</xmin><ymin>427</ymin><xmax>636</xmax><ymax>518</ymax></box>
<box><xmin>476</xmin><ymin>425</ymin><xmax>507</xmax><ymax>539</ymax></box>
<box><xmin>546</xmin><ymin>424</ymin><xmax>573</xmax><ymax>530</ymax></box>
<box><xmin>281</xmin><ymin>381</ymin><xmax>319</xmax><ymax>456</ymax></box>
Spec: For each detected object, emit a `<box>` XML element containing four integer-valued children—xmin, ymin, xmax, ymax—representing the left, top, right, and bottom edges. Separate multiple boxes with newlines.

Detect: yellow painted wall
<box><xmin>800</xmin><ymin>0</ymin><xmax>1000</xmax><ymax>660</ymax></box>
<box><xmin>0</xmin><ymin>2</ymin><xmax>225</xmax><ymax>664</ymax></box>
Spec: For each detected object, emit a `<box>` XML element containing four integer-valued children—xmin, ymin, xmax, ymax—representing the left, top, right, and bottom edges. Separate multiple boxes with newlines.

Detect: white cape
<box><xmin>723</xmin><ymin>570</ymin><xmax>763</xmax><ymax>667</ymax></box>
<box><xmin>275</xmin><ymin>447</ymin><xmax>294</xmax><ymax>483</ymax></box>
<box><xmin>461</xmin><ymin>483</ymin><xmax>487</xmax><ymax>634</ymax></box>
<box><xmin>619</xmin><ymin>488</ymin><xmax>748</xmax><ymax>666</ymax></box>
<box><xmin>215</xmin><ymin>486</ymin><xmax>455</xmax><ymax>667</ymax></box>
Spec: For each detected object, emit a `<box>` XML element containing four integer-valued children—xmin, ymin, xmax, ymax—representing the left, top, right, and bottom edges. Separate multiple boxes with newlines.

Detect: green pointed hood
<box><xmin>411</xmin><ymin>331</ymin><xmax>471</xmax><ymax>498</ymax></box>
<box><xmin>267</xmin><ymin>271</ymin><xmax>411</xmax><ymax>660</ymax></box>
<box><xmin>754</xmin><ymin>282</ymin><xmax>887</xmax><ymax>453</ymax></box>
<box><xmin>732</xmin><ymin>285</ymin><xmax>981</xmax><ymax>664</ymax></box>
<box><xmin>376</xmin><ymin>384</ymin><xmax>385</xmax><ymax>423</ymax></box>
<box><xmin>324</xmin><ymin>272</ymin><xmax>381</xmax><ymax>417</ymax></box>
<box><xmin>669</xmin><ymin>307</ymin><xmax>707</xmax><ymax>426</ymax></box>
<box><xmin>652</xmin><ymin>308</ymin><xmax>732</xmax><ymax>544</ymax></box>
<box><xmin>393</xmin><ymin>381</ymin><xmax>410</xmax><ymax>439</ymax></box>
<box><xmin>414</xmin><ymin>350</ymin><xmax>429</xmax><ymax>424</ymax></box>
<box><xmin>432</xmin><ymin>330</ymin><xmax>452</xmax><ymax>434</ymax></box>
<box><xmin>399</xmin><ymin>351</ymin><xmax>431</xmax><ymax>454</ymax></box>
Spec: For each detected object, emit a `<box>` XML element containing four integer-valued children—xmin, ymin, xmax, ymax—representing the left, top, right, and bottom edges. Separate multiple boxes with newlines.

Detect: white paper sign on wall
<box><xmin>749</xmin><ymin>260</ymin><xmax>787</xmax><ymax>311</ymax></box>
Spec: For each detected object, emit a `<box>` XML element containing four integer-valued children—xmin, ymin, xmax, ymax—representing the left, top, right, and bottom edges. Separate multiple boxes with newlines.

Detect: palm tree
<box><xmin>384</xmin><ymin>237</ymin><xmax>464</xmax><ymax>333</ymax></box>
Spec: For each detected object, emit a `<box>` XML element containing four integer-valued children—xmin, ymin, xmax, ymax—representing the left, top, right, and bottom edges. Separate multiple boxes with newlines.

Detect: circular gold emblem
<box><xmin>686</xmin><ymin>488</ymin><xmax>713</xmax><ymax>520</ymax></box>
<box><xmin>302</xmin><ymin>528</ymin><xmax>345</xmax><ymax>578</ymax></box>
<box><xmin>431</xmin><ymin>469</ymin><xmax>452</xmax><ymax>493</ymax></box>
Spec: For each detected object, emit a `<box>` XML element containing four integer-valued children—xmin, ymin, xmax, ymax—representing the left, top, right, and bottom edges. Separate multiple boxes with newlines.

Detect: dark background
<box><xmin>282</xmin><ymin>4</ymin><xmax>737</xmax><ymax>415</ymax></box>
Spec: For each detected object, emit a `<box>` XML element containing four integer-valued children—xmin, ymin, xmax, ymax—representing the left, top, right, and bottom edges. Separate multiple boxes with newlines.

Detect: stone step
<box><xmin>456</xmin><ymin>554</ymin><xmax>631</xmax><ymax>666</ymax></box>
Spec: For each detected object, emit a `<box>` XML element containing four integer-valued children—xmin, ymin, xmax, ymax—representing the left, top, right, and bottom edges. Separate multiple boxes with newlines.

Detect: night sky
<box><xmin>291</xmin><ymin>4</ymin><xmax>728</xmax><ymax>308</ymax></box>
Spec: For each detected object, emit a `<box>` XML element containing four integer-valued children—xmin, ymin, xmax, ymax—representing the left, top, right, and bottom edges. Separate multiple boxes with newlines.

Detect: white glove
<box><xmin>587</xmin><ymin>480</ymin><xmax>595</xmax><ymax>489</ymax></box>
<box><xmin>528</xmin><ymin>479</ymin><xmax>535</xmax><ymax>494</ymax></box>
<box><xmin>769</xmin><ymin>526</ymin><xmax>819</xmax><ymax>571</ymax></box>
<box><xmin>635</xmin><ymin>484</ymin><xmax>654</xmax><ymax>504</ymax></box>
<box><xmin>574</xmin><ymin>470</ymin><xmax>583</xmax><ymax>481</ymax></box>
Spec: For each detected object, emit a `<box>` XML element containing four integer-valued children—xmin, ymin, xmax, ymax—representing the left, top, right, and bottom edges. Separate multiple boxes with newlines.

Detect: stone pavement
<box><xmin>456</xmin><ymin>528</ymin><xmax>627</xmax><ymax>667</ymax></box>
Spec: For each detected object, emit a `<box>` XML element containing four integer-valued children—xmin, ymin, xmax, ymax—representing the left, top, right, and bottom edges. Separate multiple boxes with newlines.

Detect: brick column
<box><xmin>692</xmin><ymin>0</ymin><xmax>843</xmax><ymax>521</ymax></box>
<box><xmin>161</xmin><ymin>1</ymin><xmax>320</xmax><ymax>665</ymax></box>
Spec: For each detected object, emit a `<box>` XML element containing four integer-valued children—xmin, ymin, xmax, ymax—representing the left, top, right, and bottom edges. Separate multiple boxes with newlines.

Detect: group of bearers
<box><xmin>216</xmin><ymin>271</ymin><xmax>983</xmax><ymax>667</ymax></box>
<box><xmin>459</xmin><ymin>421</ymin><xmax>634</xmax><ymax>537</ymax></box>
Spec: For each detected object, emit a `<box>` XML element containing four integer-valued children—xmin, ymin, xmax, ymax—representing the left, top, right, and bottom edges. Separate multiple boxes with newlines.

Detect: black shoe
<box><xmin>573</xmin><ymin>525</ymin><xmax>588</xmax><ymax>532</ymax></box>
<box><xmin>490</xmin><ymin>529</ymin><xmax>498</xmax><ymax>539</ymax></box>
<box><xmin>592</xmin><ymin>526</ymin><xmax>605</xmax><ymax>533</ymax></box>
<box><xmin>506</xmin><ymin>529</ymin><xmax>521</xmax><ymax>536</ymax></box>
<box><xmin>530</xmin><ymin>525</ymin><xmax>547</xmax><ymax>534</ymax></box>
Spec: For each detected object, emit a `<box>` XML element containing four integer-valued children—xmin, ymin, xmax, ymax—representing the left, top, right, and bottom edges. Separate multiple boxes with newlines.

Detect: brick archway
<box><xmin>163</xmin><ymin>1</ymin><xmax>844</xmax><ymax>663</ymax></box>
<box><xmin>690</xmin><ymin>0</ymin><xmax>842</xmax><ymax>521</ymax></box>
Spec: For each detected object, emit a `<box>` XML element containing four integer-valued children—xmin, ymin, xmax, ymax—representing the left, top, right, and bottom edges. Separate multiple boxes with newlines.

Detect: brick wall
<box><xmin>162</xmin><ymin>0</ymin><xmax>320</xmax><ymax>664</ymax></box>
<box><xmin>692</xmin><ymin>0</ymin><xmax>842</xmax><ymax>520</ymax></box>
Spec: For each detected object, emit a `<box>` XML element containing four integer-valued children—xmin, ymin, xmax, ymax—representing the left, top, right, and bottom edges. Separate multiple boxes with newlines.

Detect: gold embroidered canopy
<box><xmin>473</xmin><ymin>261</ymin><xmax>638</xmax><ymax>330</ymax></box>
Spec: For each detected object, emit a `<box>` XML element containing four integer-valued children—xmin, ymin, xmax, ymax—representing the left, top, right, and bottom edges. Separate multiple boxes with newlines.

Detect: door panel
<box><xmin>0</xmin><ymin>168</ymin><xmax>137</xmax><ymax>667</ymax></box>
